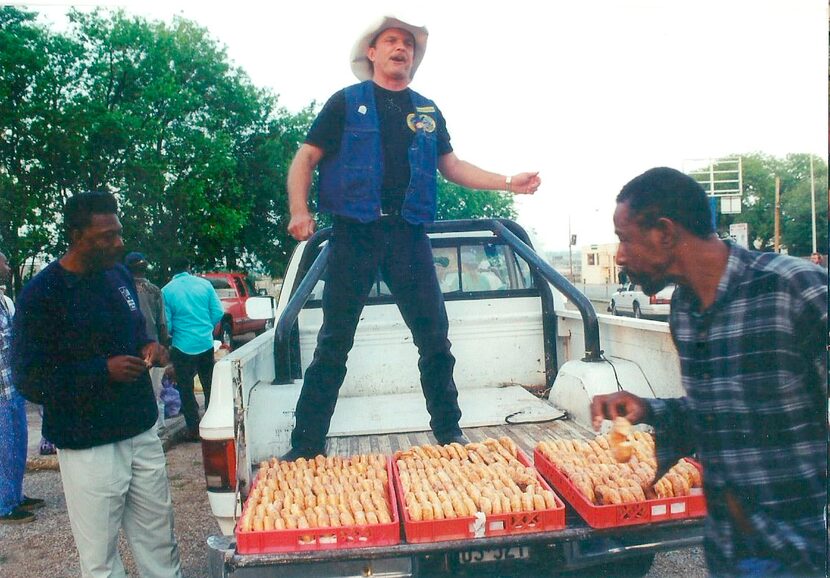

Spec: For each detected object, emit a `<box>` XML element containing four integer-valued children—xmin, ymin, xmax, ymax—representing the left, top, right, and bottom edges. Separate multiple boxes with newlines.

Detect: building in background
<box><xmin>581</xmin><ymin>243</ymin><xmax>621</xmax><ymax>285</ymax></box>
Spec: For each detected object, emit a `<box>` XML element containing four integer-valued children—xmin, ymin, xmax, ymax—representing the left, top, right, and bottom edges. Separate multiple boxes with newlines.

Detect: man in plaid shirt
<box><xmin>592</xmin><ymin>167</ymin><xmax>827</xmax><ymax>576</ymax></box>
<box><xmin>0</xmin><ymin>251</ymin><xmax>44</xmax><ymax>524</ymax></box>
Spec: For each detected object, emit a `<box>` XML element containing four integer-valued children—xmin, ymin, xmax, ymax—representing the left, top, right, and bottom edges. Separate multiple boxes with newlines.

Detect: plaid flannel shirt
<box><xmin>0</xmin><ymin>296</ymin><xmax>14</xmax><ymax>400</ymax></box>
<box><xmin>647</xmin><ymin>242</ymin><xmax>827</xmax><ymax>574</ymax></box>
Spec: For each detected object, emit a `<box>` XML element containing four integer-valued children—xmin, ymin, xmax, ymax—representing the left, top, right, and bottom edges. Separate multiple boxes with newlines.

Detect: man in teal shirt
<box><xmin>162</xmin><ymin>256</ymin><xmax>224</xmax><ymax>440</ymax></box>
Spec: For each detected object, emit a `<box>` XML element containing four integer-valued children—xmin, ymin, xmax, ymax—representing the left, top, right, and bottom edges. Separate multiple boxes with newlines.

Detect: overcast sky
<box><xmin>25</xmin><ymin>0</ymin><xmax>829</xmax><ymax>251</ymax></box>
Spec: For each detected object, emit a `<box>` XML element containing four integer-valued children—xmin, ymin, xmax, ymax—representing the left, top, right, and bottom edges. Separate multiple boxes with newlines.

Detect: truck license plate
<box><xmin>457</xmin><ymin>545</ymin><xmax>529</xmax><ymax>565</ymax></box>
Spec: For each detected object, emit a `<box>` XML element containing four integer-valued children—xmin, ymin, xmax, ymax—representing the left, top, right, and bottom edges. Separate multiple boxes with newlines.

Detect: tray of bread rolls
<box><xmin>392</xmin><ymin>437</ymin><xmax>565</xmax><ymax>543</ymax></box>
<box><xmin>534</xmin><ymin>422</ymin><xmax>705</xmax><ymax>529</ymax></box>
<box><xmin>235</xmin><ymin>453</ymin><xmax>400</xmax><ymax>553</ymax></box>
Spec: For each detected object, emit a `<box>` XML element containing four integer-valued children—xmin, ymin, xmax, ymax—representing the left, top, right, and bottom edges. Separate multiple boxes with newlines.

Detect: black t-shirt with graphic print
<box><xmin>306</xmin><ymin>84</ymin><xmax>453</xmax><ymax>214</ymax></box>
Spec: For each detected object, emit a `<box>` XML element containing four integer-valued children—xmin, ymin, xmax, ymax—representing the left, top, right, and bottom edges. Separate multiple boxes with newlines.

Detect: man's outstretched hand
<box><xmin>509</xmin><ymin>172</ymin><xmax>541</xmax><ymax>195</ymax></box>
<box><xmin>590</xmin><ymin>391</ymin><xmax>649</xmax><ymax>432</ymax></box>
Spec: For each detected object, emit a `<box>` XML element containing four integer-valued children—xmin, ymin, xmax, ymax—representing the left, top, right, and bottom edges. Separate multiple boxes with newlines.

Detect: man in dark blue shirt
<box><xmin>12</xmin><ymin>192</ymin><xmax>182</xmax><ymax>577</ymax></box>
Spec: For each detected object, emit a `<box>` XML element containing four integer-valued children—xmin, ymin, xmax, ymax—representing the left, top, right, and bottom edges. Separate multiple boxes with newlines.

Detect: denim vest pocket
<box><xmin>341</xmin><ymin>126</ymin><xmax>380</xmax><ymax>202</ymax></box>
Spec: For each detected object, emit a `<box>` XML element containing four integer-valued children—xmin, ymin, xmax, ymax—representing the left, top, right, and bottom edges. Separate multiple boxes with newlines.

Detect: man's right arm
<box><xmin>590</xmin><ymin>391</ymin><xmax>696</xmax><ymax>477</ymax></box>
<box><xmin>162</xmin><ymin>287</ymin><xmax>174</xmax><ymax>341</ymax></box>
<box><xmin>286</xmin><ymin>143</ymin><xmax>325</xmax><ymax>241</ymax></box>
<box><xmin>157</xmin><ymin>291</ymin><xmax>170</xmax><ymax>346</ymax></box>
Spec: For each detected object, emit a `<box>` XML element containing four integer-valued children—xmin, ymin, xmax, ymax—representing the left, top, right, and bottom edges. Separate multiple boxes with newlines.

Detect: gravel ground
<box><xmin>649</xmin><ymin>547</ymin><xmax>706</xmax><ymax>577</ymax></box>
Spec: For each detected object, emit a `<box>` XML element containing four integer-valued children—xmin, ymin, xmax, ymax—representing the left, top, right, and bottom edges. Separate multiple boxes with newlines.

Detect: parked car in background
<box><xmin>609</xmin><ymin>282</ymin><xmax>676</xmax><ymax>320</ymax></box>
<box><xmin>199</xmin><ymin>272</ymin><xmax>272</xmax><ymax>349</ymax></box>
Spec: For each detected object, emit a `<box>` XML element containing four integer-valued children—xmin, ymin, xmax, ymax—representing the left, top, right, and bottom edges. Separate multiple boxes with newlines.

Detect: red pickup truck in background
<box><xmin>199</xmin><ymin>272</ymin><xmax>273</xmax><ymax>349</ymax></box>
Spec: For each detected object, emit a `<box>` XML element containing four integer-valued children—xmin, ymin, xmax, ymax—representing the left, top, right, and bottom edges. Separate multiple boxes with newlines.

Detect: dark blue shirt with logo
<box><xmin>12</xmin><ymin>261</ymin><xmax>157</xmax><ymax>449</ymax></box>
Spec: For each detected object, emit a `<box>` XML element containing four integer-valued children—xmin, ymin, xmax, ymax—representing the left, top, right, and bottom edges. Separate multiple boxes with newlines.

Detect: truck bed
<box><xmin>322</xmin><ymin>419</ymin><xmax>593</xmax><ymax>458</ymax></box>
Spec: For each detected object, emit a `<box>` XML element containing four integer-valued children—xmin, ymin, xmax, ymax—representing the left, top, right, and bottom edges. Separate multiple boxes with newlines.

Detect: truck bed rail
<box><xmin>272</xmin><ymin>219</ymin><xmax>602</xmax><ymax>385</ymax></box>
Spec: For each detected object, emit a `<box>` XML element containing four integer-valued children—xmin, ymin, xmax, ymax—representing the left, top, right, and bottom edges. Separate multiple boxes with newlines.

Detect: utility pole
<box><xmin>568</xmin><ymin>216</ymin><xmax>574</xmax><ymax>282</ymax></box>
<box><xmin>810</xmin><ymin>156</ymin><xmax>817</xmax><ymax>253</ymax></box>
<box><xmin>774</xmin><ymin>176</ymin><xmax>781</xmax><ymax>253</ymax></box>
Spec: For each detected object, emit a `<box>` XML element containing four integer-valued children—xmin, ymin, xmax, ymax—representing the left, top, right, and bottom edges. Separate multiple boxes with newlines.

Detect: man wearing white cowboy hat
<box><xmin>283</xmin><ymin>15</ymin><xmax>541</xmax><ymax>460</ymax></box>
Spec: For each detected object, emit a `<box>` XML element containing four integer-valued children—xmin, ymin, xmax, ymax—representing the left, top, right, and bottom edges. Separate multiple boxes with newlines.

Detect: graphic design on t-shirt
<box><xmin>407</xmin><ymin>113</ymin><xmax>436</xmax><ymax>133</ymax></box>
<box><xmin>118</xmin><ymin>286</ymin><xmax>138</xmax><ymax>311</ymax></box>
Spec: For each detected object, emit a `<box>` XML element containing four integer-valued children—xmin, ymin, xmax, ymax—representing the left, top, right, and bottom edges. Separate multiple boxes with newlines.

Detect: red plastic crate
<box><xmin>235</xmin><ymin>458</ymin><xmax>401</xmax><ymax>554</ymax></box>
<box><xmin>393</xmin><ymin>449</ymin><xmax>566</xmax><ymax>543</ymax></box>
<box><xmin>533</xmin><ymin>448</ymin><xmax>706</xmax><ymax>529</ymax></box>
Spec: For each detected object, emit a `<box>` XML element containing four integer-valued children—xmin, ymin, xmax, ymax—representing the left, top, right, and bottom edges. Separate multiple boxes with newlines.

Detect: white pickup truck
<box><xmin>200</xmin><ymin>219</ymin><xmax>699</xmax><ymax>577</ymax></box>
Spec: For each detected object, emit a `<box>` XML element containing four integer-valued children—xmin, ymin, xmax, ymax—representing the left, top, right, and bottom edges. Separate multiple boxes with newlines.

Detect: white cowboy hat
<box><xmin>350</xmin><ymin>15</ymin><xmax>429</xmax><ymax>81</ymax></box>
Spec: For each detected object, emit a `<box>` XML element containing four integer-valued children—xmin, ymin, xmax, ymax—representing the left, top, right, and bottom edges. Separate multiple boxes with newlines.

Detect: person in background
<box><xmin>125</xmin><ymin>252</ymin><xmax>168</xmax><ymax>345</ymax></box>
<box><xmin>14</xmin><ymin>259</ymin><xmax>57</xmax><ymax>456</ymax></box>
<box><xmin>161</xmin><ymin>256</ymin><xmax>224</xmax><ymax>442</ymax></box>
<box><xmin>0</xmin><ymin>250</ymin><xmax>44</xmax><ymax>524</ymax></box>
<box><xmin>0</xmin><ymin>283</ymin><xmax>12</xmax><ymax>314</ymax></box>
<box><xmin>283</xmin><ymin>15</ymin><xmax>540</xmax><ymax>459</ymax></box>
<box><xmin>6</xmin><ymin>274</ymin><xmax>57</xmax><ymax>458</ymax></box>
<box><xmin>441</xmin><ymin>247</ymin><xmax>493</xmax><ymax>292</ymax></box>
<box><xmin>591</xmin><ymin>167</ymin><xmax>827</xmax><ymax>576</ymax></box>
<box><xmin>11</xmin><ymin>192</ymin><xmax>182</xmax><ymax>577</ymax></box>
<box><xmin>809</xmin><ymin>251</ymin><xmax>824</xmax><ymax>267</ymax></box>
<box><xmin>125</xmin><ymin>251</ymin><xmax>169</xmax><ymax>421</ymax></box>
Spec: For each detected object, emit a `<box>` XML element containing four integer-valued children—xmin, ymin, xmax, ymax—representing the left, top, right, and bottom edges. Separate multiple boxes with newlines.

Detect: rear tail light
<box><xmin>201</xmin><ymin>438</ymin><xmax>236</xmax><ymax>492</ymax></box>
<box><xmin>650</xmin><ymin>295</ymin><xmax>671</xmax><ymax>305</ymax></box>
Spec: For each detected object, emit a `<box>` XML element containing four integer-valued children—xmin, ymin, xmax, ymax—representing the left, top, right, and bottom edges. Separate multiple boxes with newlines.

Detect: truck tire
<box><xmin>220</xmin><ymin>321</ymin><xmax>234</xmax><ymax>351</ymax></box>
<box><xmin>633</xmin><ymin>302</ymin><xmax>642</xmax><ymax>319</ymax></box>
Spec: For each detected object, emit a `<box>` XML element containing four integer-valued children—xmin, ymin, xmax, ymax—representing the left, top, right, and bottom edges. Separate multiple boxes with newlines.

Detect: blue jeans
<box><xmin>291</xmin><ymin>217</ymin><xmax>462</xmax><ymax>452</ymax></box>
<box><xmin>0</xmin><ymin>392</ymin><xmax>28</xmax><ymax>515</ymax></box>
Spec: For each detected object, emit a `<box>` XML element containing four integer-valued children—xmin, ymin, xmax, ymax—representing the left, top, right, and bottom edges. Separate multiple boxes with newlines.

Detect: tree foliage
<box><xmin>435</xmin><ymin>177</ymin><xmax>517</xmax><ymax>221</ymax></box>
<box><xmin>715</xmin><ymin>153</ymin><xmax>827</xmax><ymax>255</ymax></box>
<box><xmin>0</xmin><ymin>6</ymin><xmax>70</xmax><ymax>293</ymax></box>
<box><xmin>0</xmin><ymin>6</ymin><xmax>312</xmax><ymax>291</ymax></box>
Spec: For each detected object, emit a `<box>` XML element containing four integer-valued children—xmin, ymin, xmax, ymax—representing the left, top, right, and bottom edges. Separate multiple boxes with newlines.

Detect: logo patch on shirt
<box><xmin>406</xmin><ymin>113</ymin><xmax>436</xmax><ymax>133</ymax></box>
<box><xmin>119</xmin><ymin>286</ymin><xmax>138</xmax><ymax>311</ymax></box>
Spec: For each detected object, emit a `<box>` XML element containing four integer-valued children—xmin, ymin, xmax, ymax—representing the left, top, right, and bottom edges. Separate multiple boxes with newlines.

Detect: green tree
<box><xmin>435</xmin><ymin>176</ymin><xmax>516</xmax><ymax>221</ymax></box>
<box><xmin>235</xmin><ymin>105</ymin><xmax>317</xmax><ymax>278</ymax></box>
<box><xmin>716</xmin><ymin>153</ymin><xmax>827</xmax><ymax>255</ymax></box>
<box><xmin>777</xmin><ymin>154</ymin><xmax>828</xmax><ymax>256</ymax></box>
<box><xmin>61</xmin><ymin>10</ymin><xmax>258</xmax><ymax>278</ymax></box>
<box><xmin>44</xmin><ymin>9</ymin><xmax>313</xmax><ymax>281</ymax></box>
<box><xmin>0</xmin><ymin>6</ymin><xmax>83</xmax><ymax>294</ymax></box>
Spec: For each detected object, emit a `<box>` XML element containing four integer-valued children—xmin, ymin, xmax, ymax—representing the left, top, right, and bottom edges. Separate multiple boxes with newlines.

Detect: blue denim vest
<box><xmin>318</xmin><ymin>81</ymin><xmax>438</xmax><ymax>224</ymax></box>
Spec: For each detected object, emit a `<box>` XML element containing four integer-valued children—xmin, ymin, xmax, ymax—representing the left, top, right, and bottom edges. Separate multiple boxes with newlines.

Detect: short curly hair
<box><xmin>64</xmin><ymin>192</ymin><xmax>118</xmax><ymax>238</ymax></box>
<box><xmin>617</xmin><ymin>167</ymin><xmax>714</xmax><ymax>238</ymax></box>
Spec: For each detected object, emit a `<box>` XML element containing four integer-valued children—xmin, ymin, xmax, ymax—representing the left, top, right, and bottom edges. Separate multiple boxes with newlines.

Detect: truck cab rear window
<box><xmin>208</xmin><ymin>278</ymin><xmax>237</xmax><ymax>299</ymax></box>
<box><xmin>305</xmin><ymin>240</ymin><xmax>536</xmax><ymax>305</ymax></box>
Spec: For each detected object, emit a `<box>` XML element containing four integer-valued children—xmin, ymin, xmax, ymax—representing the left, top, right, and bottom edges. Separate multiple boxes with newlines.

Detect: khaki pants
<box><xmin>150</xmin><ymin>366</ymin><xmax>166</xmax><ymax>428</ymax></box>
<box><xmin>58</xmin><ymin>428</ymin><xmax>182</xmax><ymax>578</ymax></box>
